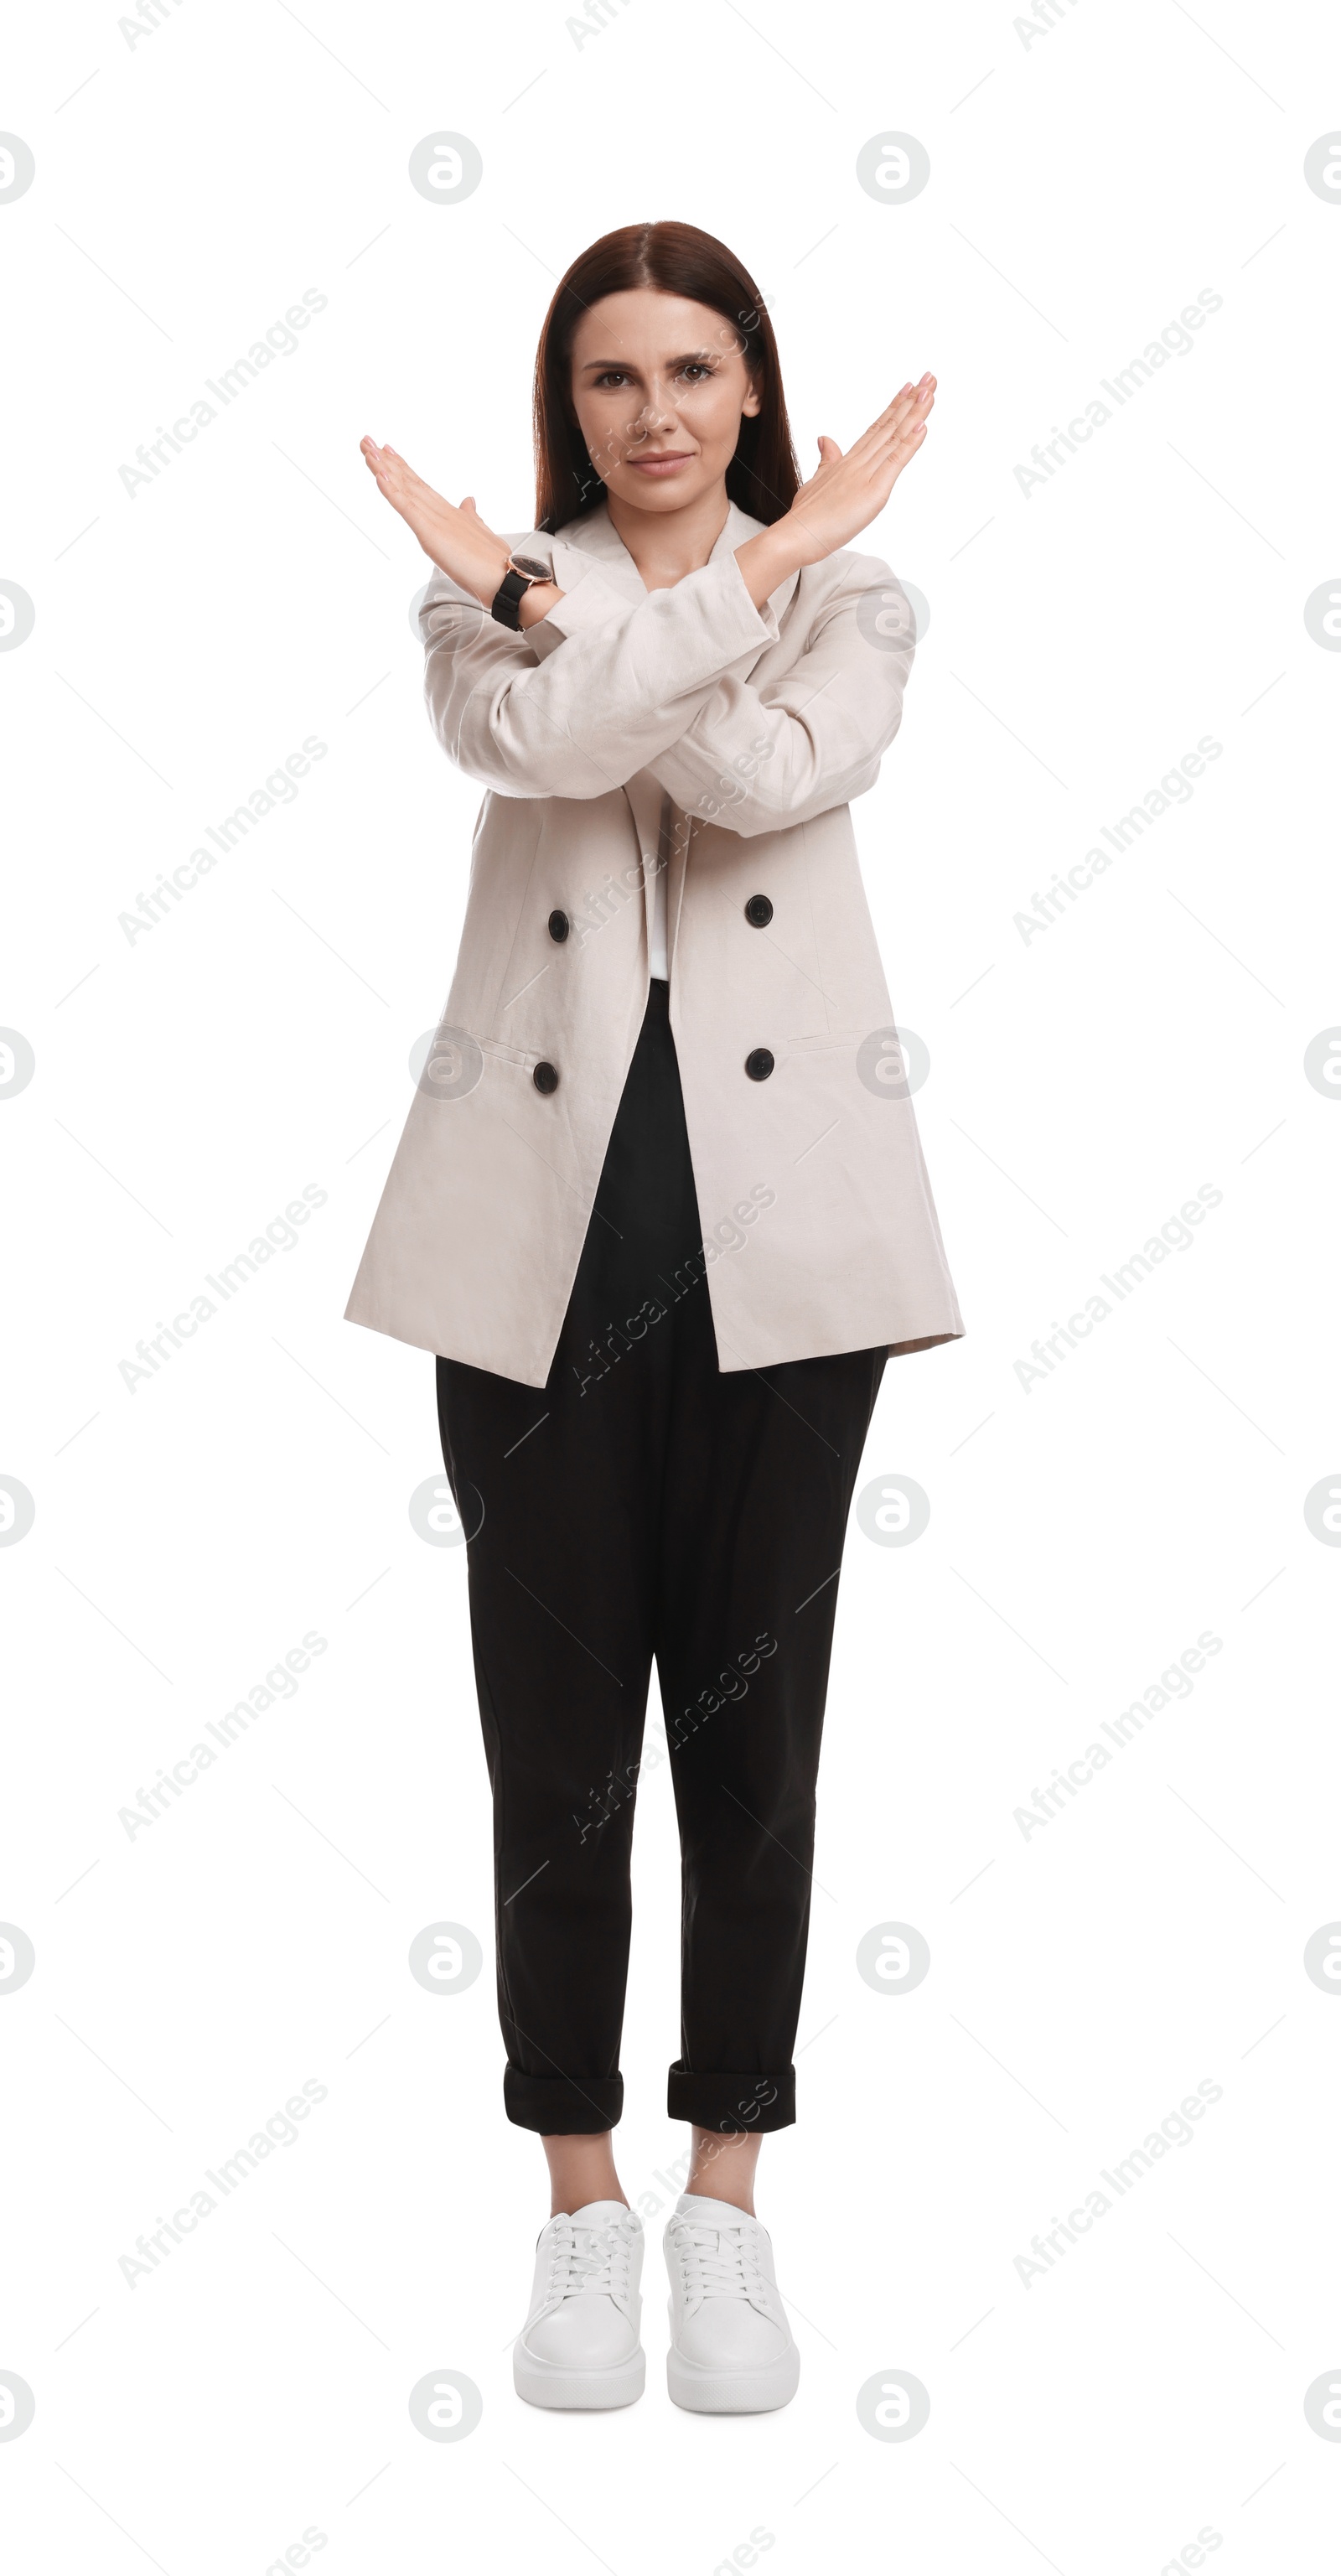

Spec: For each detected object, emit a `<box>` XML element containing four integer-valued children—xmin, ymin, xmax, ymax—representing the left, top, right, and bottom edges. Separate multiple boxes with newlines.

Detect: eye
<box><xmin>593</xmin><ymin>370</ymin><xmax>631</xmax><ymax>388</ymax></box>
<box><xmin>677</xmin><ymin>362</ymin><xmax>714</xmax><ymax>383</ymax></box>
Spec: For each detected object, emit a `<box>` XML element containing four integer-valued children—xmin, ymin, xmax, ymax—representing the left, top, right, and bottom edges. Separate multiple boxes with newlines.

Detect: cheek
<box><xmin>573</xmin><ymin>401</ymin><xmax>614</xmax><ymax>456</ymax></box>
<box><xmin>598</xmin><ymin>407</ymin><xmax>653</xmax><ymax>462</ymax></box>
<box><xmin>684</xmin><ymin>385</ymin><xmax>748</xmax><ymax>452</ymax></box>
<box><xmin>704</xmin><ymin>371</ymin><xmax>747</xmax><ymax>417</ymax></box>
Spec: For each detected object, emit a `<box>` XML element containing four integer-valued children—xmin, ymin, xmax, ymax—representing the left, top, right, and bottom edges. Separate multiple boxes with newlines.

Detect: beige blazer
<box><xmin>344</xmin><ymin>497</ymin><xmax>964</xmax><ymax>1386</ymax></box>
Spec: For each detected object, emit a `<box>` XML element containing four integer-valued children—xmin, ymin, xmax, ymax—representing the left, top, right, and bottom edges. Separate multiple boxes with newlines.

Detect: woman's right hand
<box><xmin>360</xmin><ymin>438</ymin><xmax>514</xmax><ymax>609</ymax></box>
<box><xmin>784</xmin><ymin>376</ymin><xmax>935</xmax><ymax>566</ymax></box>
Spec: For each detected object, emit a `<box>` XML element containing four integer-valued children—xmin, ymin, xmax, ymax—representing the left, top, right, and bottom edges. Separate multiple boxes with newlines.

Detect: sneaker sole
<box><xmin>666</xmin><ymin>2344</ymin><xmax>800</xmax><ymax>2414</ymax></box>
<box><xmin>513</xmin><ymin>2344</ymin><xmax>646</xmax><ymax>2410</ymax></box>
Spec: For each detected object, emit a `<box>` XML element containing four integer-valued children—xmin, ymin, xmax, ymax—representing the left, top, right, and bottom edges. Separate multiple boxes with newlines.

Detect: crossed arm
<box><xmin>417</xmin><ymin>546</ymin><xmax>914</xmax><ymax>835</ymax></box>
<box><xmin>360</xmin><ymin>379</ymin><xmax>931</xmax><ymax>831</ymax></box>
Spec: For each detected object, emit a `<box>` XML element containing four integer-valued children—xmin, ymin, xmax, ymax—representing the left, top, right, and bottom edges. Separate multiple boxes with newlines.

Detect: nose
<box><xmin>629</xmin><ymin>384</ymin><xmax>676</xmax><ymax>440</ymax></box>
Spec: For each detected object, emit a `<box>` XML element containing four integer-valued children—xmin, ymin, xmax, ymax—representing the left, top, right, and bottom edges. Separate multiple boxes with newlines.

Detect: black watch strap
<box><xmin>490</xmin><ymin>567</ymin><xmax>531</xmax><ymax>630</ymax></box>
<box><xmin>490</xmin><ymin>554</ymin><xmax>551</xmax><ymax>630</ymax></box>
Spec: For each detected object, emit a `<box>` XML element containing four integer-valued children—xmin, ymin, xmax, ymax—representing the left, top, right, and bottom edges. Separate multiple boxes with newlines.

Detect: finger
<box><xmin>890</xmin><ymin>416</ymin><xmax>931</xmax><ymax>467</ymax></box>
<box><xmin>885</xmin><ymin>399</ymin><xmax>935</xmax><ymax>463</ymax></box>
<box><xmin>892</xmin><ymin>409</ymin><xmax>933</xmax><ymax>459</ymax></box>
<box><xmin>869</xmin><ymin>382</ymin><xmax>917</xmax><ymax>432</ymax></box>
<box><xmin>815</xmin><ymin>435</ymin><xmax>842</xmax><ymax>464</ymax></box>
<box><xmin>864</xmin><ymin>385</ymin><xmax>909</xmax><ymax>427</ymax></box>
<box><xmin>865</xmin><ymin>381</ymin><xmax>935</xmax><ymax>456</ymax></box>
<box><xmin>887</xmin><ymin>378</ymin><xmax>934</xmax><ymax>429</ymax></box>
<box><xmin>848</xmin><ymin>385</ymin><xmax>921</xmax><ymax>458</ymax></box>
<box><xmin>381</xmin><ymin>448</ymin><xmax>436</xmax><ymax>501</ymax></box>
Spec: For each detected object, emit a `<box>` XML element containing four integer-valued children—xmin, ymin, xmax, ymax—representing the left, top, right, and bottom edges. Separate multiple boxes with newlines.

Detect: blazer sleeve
<box><xmin>646</xmin><ymin>553</ymin><xmax>914</xmax><ymax>839</ymax></box>
<box><xmin>420</xmin><ymin>547</ymin><xmax>783</xmax><ymax>801</ymax></box>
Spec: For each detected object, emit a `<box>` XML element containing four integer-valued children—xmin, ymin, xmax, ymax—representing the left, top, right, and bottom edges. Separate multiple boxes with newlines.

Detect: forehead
<box><xmin>570</xmin><ymin>289</ymin><xmax>743</xmax><ymax>367</ymax></box>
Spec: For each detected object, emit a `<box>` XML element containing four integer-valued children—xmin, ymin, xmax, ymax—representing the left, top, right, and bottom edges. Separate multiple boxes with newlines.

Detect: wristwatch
<box><xmin>490</xmin><ymin>552</ymin><xmax>553</xmax><ymax>630</ymax></box>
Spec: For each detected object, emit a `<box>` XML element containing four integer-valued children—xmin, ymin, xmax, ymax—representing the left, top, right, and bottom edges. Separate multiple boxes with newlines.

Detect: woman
<box><xmin>346</xmin><ymin>221</ymin><xmax>963</xmax><ymax>2414</ymax></box>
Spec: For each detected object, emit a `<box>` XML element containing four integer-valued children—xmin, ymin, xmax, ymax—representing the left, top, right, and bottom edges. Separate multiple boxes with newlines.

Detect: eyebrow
<box><xmin>577</xmin><ymin>348</ymin><xmax>719</xmax><ymax>371</ymax></box>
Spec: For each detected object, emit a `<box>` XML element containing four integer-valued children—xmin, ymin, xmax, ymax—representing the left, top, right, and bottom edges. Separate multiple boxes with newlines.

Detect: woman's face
<box><xmin>568</xmin><ymin>289</ymin><xmax>761</xmax><ymax>516</ymax></box>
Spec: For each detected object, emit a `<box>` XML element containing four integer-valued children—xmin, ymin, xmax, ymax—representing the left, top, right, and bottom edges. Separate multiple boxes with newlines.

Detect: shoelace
<box><xmin>544</xmin><ymin>2217</ymin><xmax>634</xmax><ymax>2303</ymax></box>
<box><xmin>670</xmin><ymin>2216</ymin><xmax>768</xmax><ymax>2307</ymax></box>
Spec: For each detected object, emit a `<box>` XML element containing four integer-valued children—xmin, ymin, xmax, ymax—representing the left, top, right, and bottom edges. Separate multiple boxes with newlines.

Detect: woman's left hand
<box><xmin>733</xmin><ymin>377</ymin><xmax>935</xmax><ymax>610</ymax></box>
<box><xmin>360</xmin><ymin>439</ymin><xmax>510</xmax><ymax>608</ymax></box>
<box><xmin>785</xmin><ymin>378</ymin><xmax>936</xmax><ymax>566</ymax></box>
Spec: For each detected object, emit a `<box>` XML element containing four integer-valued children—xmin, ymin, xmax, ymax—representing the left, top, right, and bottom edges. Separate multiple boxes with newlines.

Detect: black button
<box><xmin>744</xmin><ymin>1048</ymin><xmax>774</xmax><ymax>1082</ymax></box>
<box><xmin>548</xmin><ymin>910</ymin><xmax>569</xmax><ymax>943</ymax></box>
<box><xmin>533</xmin><ymin>1060</ymin><xmax>559</xmax><ymax>1094</ymax></box>
<box><xmin>744</xmin><ymin>894</ymin><xmax>773</xmax><ymax>928</ymax></box>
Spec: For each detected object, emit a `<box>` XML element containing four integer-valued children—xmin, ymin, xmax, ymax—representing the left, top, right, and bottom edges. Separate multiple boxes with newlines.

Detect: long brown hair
<box><xmin>532</xmin><ymin>221</ymin><xmax>800</xmax><ymax>535</ymax></box>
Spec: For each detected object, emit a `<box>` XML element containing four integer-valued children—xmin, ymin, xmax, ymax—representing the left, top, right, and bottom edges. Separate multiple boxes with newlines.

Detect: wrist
<box><xmin>733</xmin><ymin>515</ymin><xmax>818</xmax><ymax>612</ymax></box>
<box><xmin>469</xmin><ymin>547</ymin><xmax>512</xmax><ymax>610</ymax></box>
<box><xmin>774</xmin><ymin>506</ymin><xmax>830</xmax><ymax>571</ymax></box>
<box><xmin>516</xmin><ymin>580</ymin><xmax>562</xmax><ymax>630</ymax></box>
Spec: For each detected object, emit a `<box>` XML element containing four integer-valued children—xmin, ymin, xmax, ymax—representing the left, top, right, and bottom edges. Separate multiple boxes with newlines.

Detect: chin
<box><xmin>614</xmin><ymin>470</ymin><xmax>708</xmax><ymax>510</ymax></box>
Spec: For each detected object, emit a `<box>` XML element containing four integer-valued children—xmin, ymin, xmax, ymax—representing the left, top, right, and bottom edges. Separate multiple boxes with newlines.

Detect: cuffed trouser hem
<box><xmin>666</xmin><ymin>2060</ymin><xmax>796</xmax><ymax>2133</ymax></box>
<box><xmin>503</xmin><ymin>2066</ymin><xmax>624</xmax><ymax>2134</ymax></box>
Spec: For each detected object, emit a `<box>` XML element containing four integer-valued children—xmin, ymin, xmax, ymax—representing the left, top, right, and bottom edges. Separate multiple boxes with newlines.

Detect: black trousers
<box><xmin>436</xmin><ymin>981</ymin><xmax>885</xmax><ymax>2135</ymax></box>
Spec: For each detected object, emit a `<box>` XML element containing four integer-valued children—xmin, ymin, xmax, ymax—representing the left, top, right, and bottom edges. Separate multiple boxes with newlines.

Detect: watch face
<box><xmin>510</xmin><ymin>554</ymin><xmax>551</xmax><ymax>580</ymax></box>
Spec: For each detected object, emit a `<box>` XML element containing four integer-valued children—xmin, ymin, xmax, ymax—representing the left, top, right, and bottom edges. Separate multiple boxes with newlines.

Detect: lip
<box><xmin>626</xmin><ymin>453</ymin><xmax>694</xmax><ymax>475</ymax></box>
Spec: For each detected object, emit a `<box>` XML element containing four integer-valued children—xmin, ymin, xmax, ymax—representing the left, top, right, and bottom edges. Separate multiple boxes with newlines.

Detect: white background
<box><xmin>3</xmin><ymin>3</ymin><xmax>1340</xmax><ymax>2569</ymax></box>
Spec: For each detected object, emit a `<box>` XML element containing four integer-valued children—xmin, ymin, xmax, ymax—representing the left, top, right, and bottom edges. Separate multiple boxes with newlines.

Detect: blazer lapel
<box><xmin>546</xmin><ymin>501</ymin><xmax>647</xmax><ymax>608</ymax></box>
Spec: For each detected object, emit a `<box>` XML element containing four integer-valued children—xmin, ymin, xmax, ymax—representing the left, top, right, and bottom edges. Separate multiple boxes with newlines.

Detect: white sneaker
<box><xmin>513</xmin><ymin>2200</ymin><xmax>645</xmax><ymax>2408</ymax></box>
<box><xmin>663</xmin><ymin>2194</ymin><xmax>800</xmax><ymax>2413</ymax></box>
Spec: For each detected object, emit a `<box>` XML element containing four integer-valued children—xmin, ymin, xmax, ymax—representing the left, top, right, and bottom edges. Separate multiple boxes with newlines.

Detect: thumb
<box><xmin>815</xmin><ymin>434</ymin><xmax>842</xmax><ymax>464</ymax></box>
<box><xmin>460</xmin><ymin>494</ymin><xmax>479</xmax><ymax>516</ymax></box>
